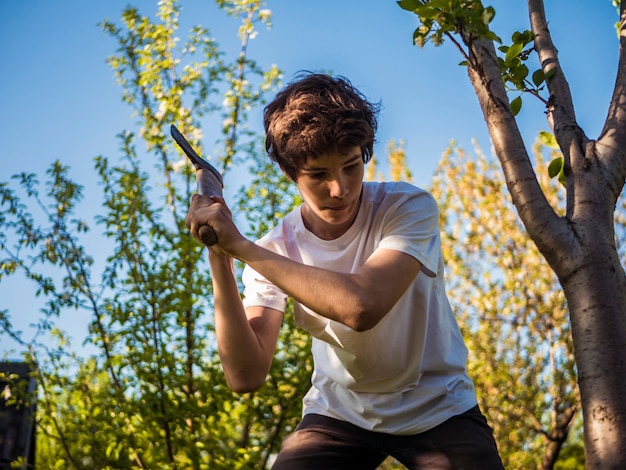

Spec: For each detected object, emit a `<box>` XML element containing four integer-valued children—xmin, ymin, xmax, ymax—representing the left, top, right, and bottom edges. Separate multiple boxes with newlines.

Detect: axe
<box><xmin>170</xmin><ymin>124</ymin><xmax>223</xmax><ymax>246</ymax></box>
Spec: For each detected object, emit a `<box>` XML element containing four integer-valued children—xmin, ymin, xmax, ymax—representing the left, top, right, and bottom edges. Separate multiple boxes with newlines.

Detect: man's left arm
<box><xmin>234</xmin><ymin>242</ymin><xmax>422</xmax><ymax>331</ymax></box>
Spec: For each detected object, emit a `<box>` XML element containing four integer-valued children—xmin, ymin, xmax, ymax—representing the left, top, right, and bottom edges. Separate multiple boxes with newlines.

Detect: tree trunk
<box><xmin>562</xmin><ymin>243</ymin><xmax>626</xmax><ymax>468</ymax></box>
<box><xmin>540</xmin><ymin>403</ymin><xmax>578</xmax><ymax>470</ymax></box>
<box><xmin>541</xmin><ymin>440</ymin><xmax>562</xmax><ymax>470</ymax></box>
<box><xmin>457</xmin><ymin>2</ymin><xmax>626</xmax><ymax>465</ymax></box>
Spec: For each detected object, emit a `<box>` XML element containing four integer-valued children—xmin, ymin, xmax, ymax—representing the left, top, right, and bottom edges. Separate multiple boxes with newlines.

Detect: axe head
<box><xmin>170</xmin><ymin>124</ymin><xmax>223</xmax><ymax>188</ymax></box>
<box><xmin>171</xmin><ymin>124</ymin><xmax>222</xmax><ymax>247</ymax></box>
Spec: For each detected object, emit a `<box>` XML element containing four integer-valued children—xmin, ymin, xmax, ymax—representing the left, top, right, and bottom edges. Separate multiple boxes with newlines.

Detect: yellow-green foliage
<box><xmin>430</xmin><ymin>139</ymin><xmax>583</xmax><ymax>469</ymax></box>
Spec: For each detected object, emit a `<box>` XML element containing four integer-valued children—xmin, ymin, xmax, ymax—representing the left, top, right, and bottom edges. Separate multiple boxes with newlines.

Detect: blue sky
<box><xmin>0</xmin><ymin>0</ymin><xmax>619</xmax><ymax>357</ymax></box>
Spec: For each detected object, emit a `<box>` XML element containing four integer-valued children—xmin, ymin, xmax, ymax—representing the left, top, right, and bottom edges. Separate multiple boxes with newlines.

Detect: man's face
<box><xmin>295</xmin><ymin>146</ymin><xmax>364</xmax><ymax>240</ymax></box>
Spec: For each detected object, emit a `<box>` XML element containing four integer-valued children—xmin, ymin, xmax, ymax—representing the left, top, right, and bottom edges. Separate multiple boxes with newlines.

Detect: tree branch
<box><xmin>527</xmin><ymin>0</ymin><xmax>581</xmax><ymax>139</ymax></box>
<box><xmin>527</xmin><ymin>0</ymin><xmax>594</xmax><ymax>220</ymax></box>
<box><xmin>463</xmin><ymin>34</ymin><xmax>576</xmax><ymax>264</ymax></box>
<box><xmin>598</xmin><ymin>2</ymin><xmax>626</xmax><ymax>200</ymax></box>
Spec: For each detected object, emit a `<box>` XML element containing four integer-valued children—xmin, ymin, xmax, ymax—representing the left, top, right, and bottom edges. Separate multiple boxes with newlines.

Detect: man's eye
<box><xmin>310</xmin><ymin>173</ymin><xmax>326</xmax><ymax>180</ymax></box>
<box><xmin>345</xmin><ymin>164</ymin><xmax>360</xmax><ymax>172</ymax></box>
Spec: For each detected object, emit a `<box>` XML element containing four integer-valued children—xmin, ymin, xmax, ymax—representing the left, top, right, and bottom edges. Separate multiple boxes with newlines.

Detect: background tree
<box><xmin>0</xmin><ymin>1</ymin><xmax>312</xmax><ymax>468</ymax></box>
<box><xmin>430</xmin><ymin>140</ymin><xmax>584</xmax><ymax>469</ymax></box>
<box><xmin>397</xmin><ymin>1</ymin><xmax>626</xmax><ymax>467</ymax></box>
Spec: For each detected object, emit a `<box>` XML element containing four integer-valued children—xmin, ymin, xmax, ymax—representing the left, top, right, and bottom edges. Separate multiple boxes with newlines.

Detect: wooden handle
<box><xmin>196</xmin><ymin>168</ymin><xmax>223</xmax><ymax>247</ymax></box>
<box><xmin>199</xmin><ymin>225</ymin><xmax>218</xmax><ymax>246</ymax></box>
<box><xmin>170</xmin><ymin>125</ymin><xmax>223</xmax><ymax>247</ymax></box>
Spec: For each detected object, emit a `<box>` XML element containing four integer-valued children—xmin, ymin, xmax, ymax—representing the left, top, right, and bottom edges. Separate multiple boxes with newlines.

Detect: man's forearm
<box><xmin>209</xmin><ymin>253</ymin><xmax>274</xmax><ymax>391</ymax></box>
<box><xmin>232</xmin><ymin>240</ymin><xmax>380</xmax><ymax>331</ymax></box>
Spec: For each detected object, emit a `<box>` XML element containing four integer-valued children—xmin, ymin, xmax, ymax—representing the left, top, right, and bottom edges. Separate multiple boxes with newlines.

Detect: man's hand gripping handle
<box><xmin>170</xmin><ymin>124</ymin><xmax>224</xmax><ymax>246</ymax></box>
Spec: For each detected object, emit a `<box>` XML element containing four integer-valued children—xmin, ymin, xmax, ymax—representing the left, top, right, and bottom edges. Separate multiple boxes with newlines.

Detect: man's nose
<box><xmin>328</xmin><ymin>176</ymin><xmax>348</xmax><ymax>198</ymax></box>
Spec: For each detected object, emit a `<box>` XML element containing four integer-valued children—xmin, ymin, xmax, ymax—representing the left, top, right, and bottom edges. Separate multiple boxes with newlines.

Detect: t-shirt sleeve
<box><xmin>377</xmin><ymin>188</ymin><xmax>441</xmax><ymax>278</ymax></box>
<box><xmin>241</xmin><ymin>252</ymin><xmax>289</xmax><ymax>312</ymax></box>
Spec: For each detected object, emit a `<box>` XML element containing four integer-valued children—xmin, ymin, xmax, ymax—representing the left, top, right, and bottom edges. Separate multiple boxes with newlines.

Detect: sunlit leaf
<box><xmin>505</xmin><ymin>42</ymin><xmax>523</xmax><ymax>64</ymax></box>
<box><xmin>539</xmin><ymin>130</ymin><xmax>560</xmax><ymax>149</ymax></box>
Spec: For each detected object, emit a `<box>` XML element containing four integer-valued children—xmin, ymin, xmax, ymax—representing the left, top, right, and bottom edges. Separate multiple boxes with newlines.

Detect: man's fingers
<box><xmin>209</xmin><ymin>195</ymin><xmax>226</xmax><ymax>204</ymax></box>
<box><xmin>186</xmin><ymin>193</ymin><xmax>229</xmax><ymax>245</ymax></box>
<box><xmin>186</xmin><ymin>194</ymin><xmax>215</xmax><ymax>229</ymax></box>
<box><xmin>199</xmin><ymin>225</ymin><xmax>218</xmax><ymax>246</ymax></box>
<box><xmin>191</xmin><ymin>193</ymin><xmax>214</xmax><ymax>206</ymax></box>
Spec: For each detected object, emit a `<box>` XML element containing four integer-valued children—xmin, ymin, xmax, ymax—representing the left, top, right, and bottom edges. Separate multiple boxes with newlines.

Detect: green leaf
<box><xmin>548</xmin><ymin>157</ymin><xmax>564</xmax><ymax>178</ymax></box>
<box><xmin>485</xmin><ymin>31</ymin><xmax>502</xmax><ymax>44</ymax></box>
<box><xmin>482</xmin><ymin>6</ymin><xmax>496</xmax><ymax>25</ymax></box>
<box><xmin>532</xmin><ymin>69</ymin><xmax>545</xmax><ymax>87</ymax></box>
<box><xmin>539</xmin><ymin>131</ymin><xmax>559</xmax><ymax>149</ymax></box>
<box><xmin>416</xmin><ymin>7</ymin><xmax>441</xmax><ymax>21</ymax></box>
<box><xmin>397</xmin><ymin>0</ymin><xmax>421</xmax><ymax>12</ymax></box>
<box><xmin>522</xmin><ymin>30</ymin><xmax>535</xmax><ymax>44</ymax></box>
<box><xmin>54</xmin><ymin>459</ymin><xmax>67</xmax><ymax>470</ymax></box>
<box><xmin>428</xmin><ymin>0</ymin><xmax>448</xmax><ymax>9</ymax></box>
<box><xmin>516</xmin><ymin>64</ymin><xmax>529</xmax><ymax>82</ymax></box>
<box><xmin>510</xmin><ymin>96</ymin><xmax>522</xmax><ymax>116</ymax></box>
<box><xmin>544</xmin><ymin>67</ymin><xmax>557</xmax><ymax>79</ymax></box>
<box><xmin>512</xmin><ymin>30</ymin><xmax>534</xmax><ymax>46</ymax></box>
<box><xmin>505</xmin><ymin>42</ymin><xmax>523</xmax><ymax>64</ymax></box>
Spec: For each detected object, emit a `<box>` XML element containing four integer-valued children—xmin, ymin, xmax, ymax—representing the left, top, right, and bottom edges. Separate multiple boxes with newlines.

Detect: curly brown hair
<box><xmin>263</xmin><ymin>72</ymin><xmax>379</xmax><ymax>180</ymax></box>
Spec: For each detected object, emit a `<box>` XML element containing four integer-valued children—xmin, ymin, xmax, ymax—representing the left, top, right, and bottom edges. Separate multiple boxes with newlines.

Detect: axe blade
<box><xmin>170</xmin><ymin>124</ymin><xmax>223</xmax><ymax>187</ymax></box>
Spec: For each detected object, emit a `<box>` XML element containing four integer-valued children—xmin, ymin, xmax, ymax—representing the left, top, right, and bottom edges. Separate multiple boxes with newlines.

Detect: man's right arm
<box><xmin>209</xmin><ymin>252</ymin><xmax>283</xmax><ymax>393</ymax></box>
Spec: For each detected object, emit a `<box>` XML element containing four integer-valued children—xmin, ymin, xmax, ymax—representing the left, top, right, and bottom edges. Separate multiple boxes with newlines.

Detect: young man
<box><xmin>185</xmin><ymin>73</ymin><xmax>504</xmax><ymax>469</ymax></box>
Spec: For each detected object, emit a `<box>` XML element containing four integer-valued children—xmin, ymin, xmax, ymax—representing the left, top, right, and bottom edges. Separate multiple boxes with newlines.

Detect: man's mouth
<box><xmin>327</xmin><ymin>203</ymin><xmax>350</xmax><ymax>211</ymax></box>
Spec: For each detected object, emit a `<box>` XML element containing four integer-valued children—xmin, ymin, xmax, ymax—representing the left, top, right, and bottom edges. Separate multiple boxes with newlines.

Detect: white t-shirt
<box><xmin>242</xmin><ymin>181</ymin><xmax>477</xmax><ymax>434</ymax></box>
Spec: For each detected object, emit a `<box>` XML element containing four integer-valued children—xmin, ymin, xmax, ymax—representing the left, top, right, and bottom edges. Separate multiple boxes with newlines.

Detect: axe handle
<box><xmin>170</xmin><ymin>125</ymin><xmax>223</xmax><ymax>248</ymax></box>
<box><xmin>196</xmin><ymin>167</ymin><xmax>220</xmax><ymax>246</ymax></box>
<box><xmin>199</xmin><ymin>225</ymin><xmax>218</xmax><ymax>247</ymax></box>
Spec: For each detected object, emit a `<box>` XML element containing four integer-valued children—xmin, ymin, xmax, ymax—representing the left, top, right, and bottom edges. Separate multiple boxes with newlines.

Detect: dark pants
<box><xmin>272</xmin><ymin>405</ymin><xmax>504</xmax><ymax>469</ymax></box>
